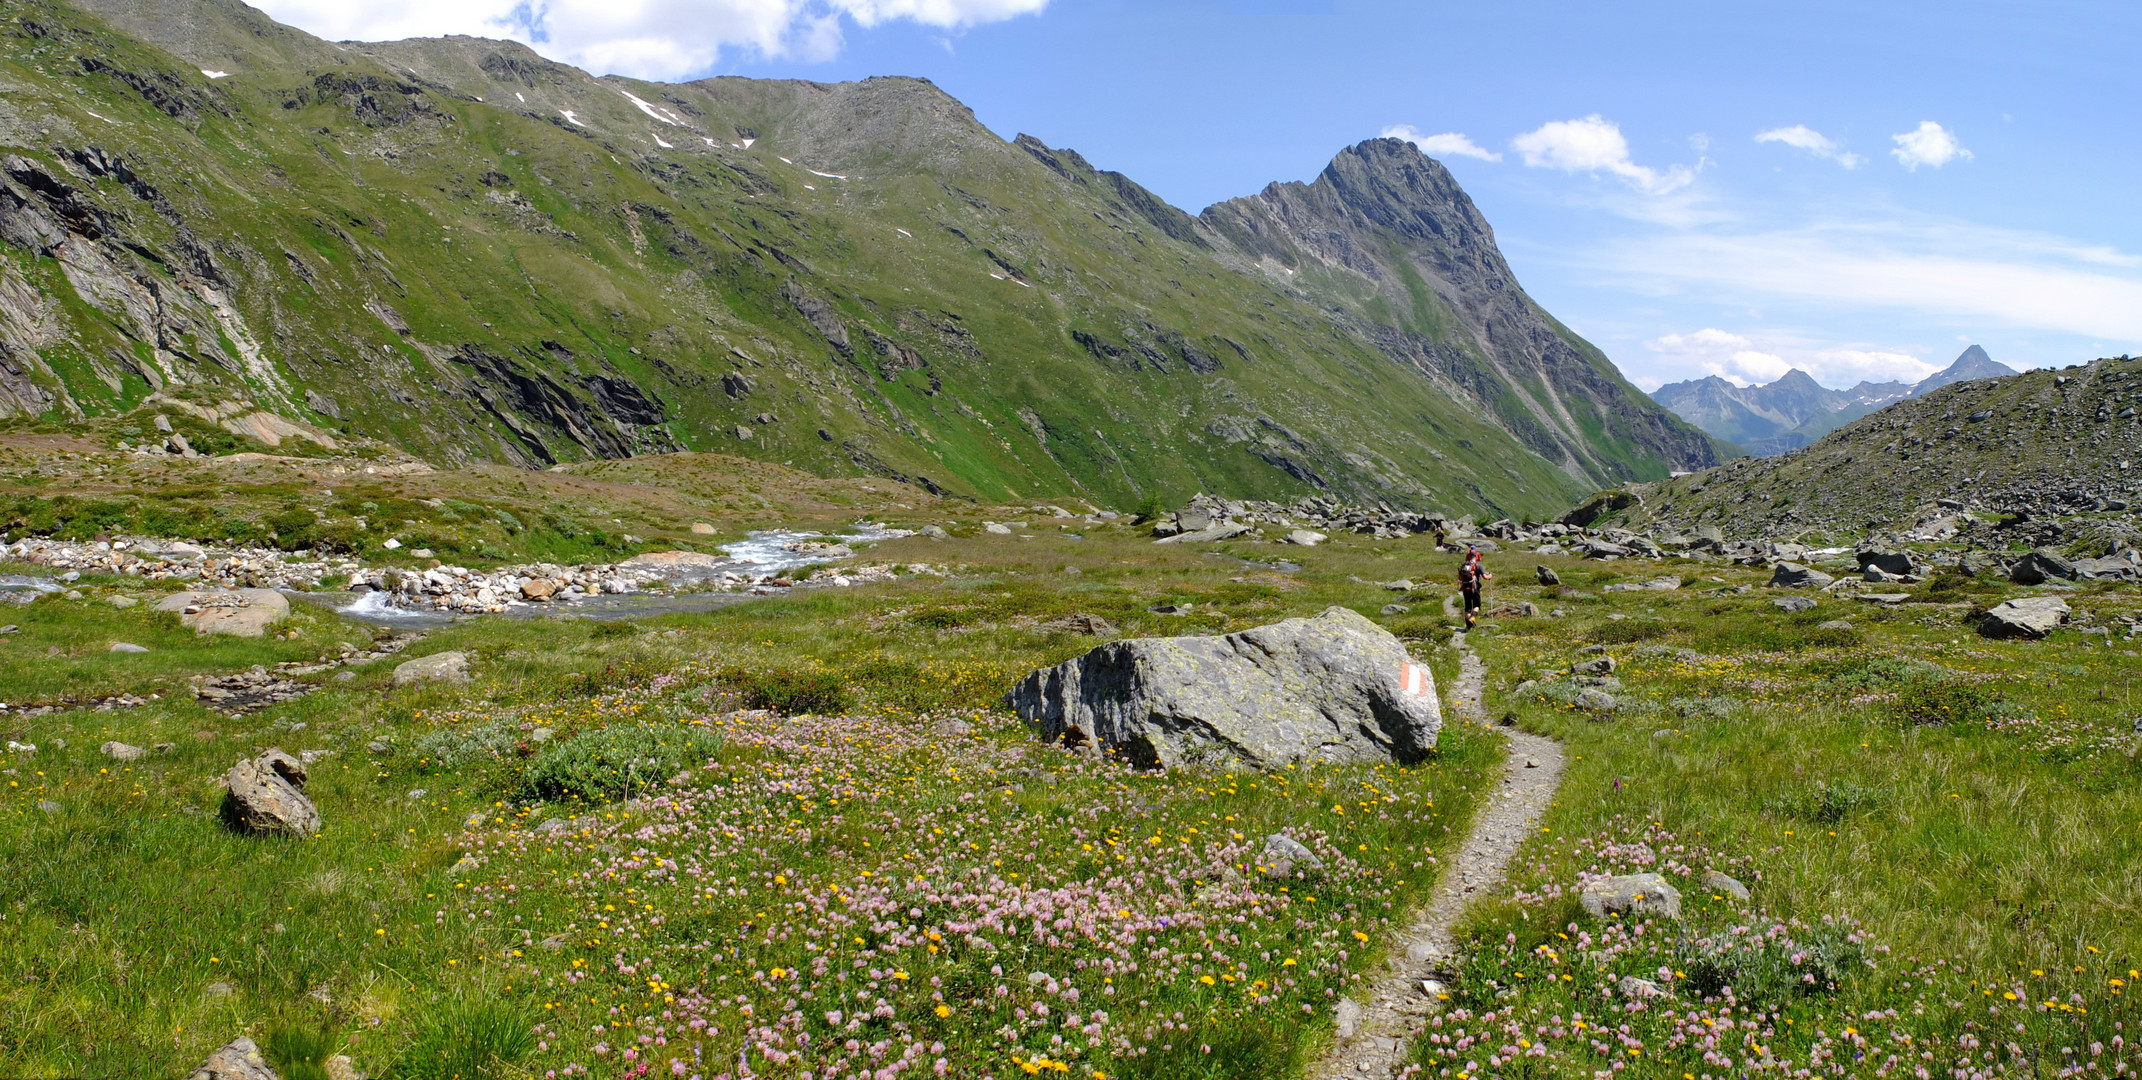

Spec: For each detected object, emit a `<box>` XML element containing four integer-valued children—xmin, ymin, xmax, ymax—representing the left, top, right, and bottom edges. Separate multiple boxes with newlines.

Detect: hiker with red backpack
<box><xmin>1458</xmin><ymin>546</ymin><xmax>1490</xmax><ymax>631</ymax></box>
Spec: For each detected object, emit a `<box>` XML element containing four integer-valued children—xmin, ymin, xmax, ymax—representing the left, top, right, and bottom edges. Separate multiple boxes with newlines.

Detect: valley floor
<box><xmin>3</xmin><ymin>458</ymin><xmax>2140</xmax><ymax>1078</ymax></box>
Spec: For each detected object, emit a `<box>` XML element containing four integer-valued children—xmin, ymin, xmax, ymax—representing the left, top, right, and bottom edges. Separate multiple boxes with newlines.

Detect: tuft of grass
<box><xmin>394</xmin><ymin>998</ymin><xmax>535</xmax><ymax>1080</ymax></box>
<box><xmin>263</xmin><ymin>1024</ymin><xmax>337</xmax><ymax>1080</ymax></box>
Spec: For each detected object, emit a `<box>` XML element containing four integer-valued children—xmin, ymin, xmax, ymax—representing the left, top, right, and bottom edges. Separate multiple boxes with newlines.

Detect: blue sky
<box><xmin>257</xmin><ymin>0</ymin><xmax>2142</xmax><ymax>391</ymax></box>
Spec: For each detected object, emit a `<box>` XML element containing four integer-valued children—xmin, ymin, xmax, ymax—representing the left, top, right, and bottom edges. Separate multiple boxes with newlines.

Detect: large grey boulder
<box><xmin>1978</xmin><ymin>596</ymin><xmax>2071</xmax><ymax>639</ymax></box>
<box><xmin>221</xmin><ymin>749</ymin><xmax>320</xmax><ymax>837</ymax></box>
<box><xmin>1153</xmin><ymin>522</ymin><xmax>1252</xmax><ymax>545</ymax></box>
<box><xmin>154</xmin><ymin>589</ymin><xmax>290</xmax><ymax>637</ymax></box>
<box><xmin>1771</xmin><ymin>595</ymin><xmax>1816</xmax><ymax>614</ymax></box>
<box><xmin>393</xmin><ymin>651</ymin><xmax>470</xmax><ymax>686</ymax></box>
<box><xmin>1534</xmin><ymin>564</ymin><xmax>1560</xmax><ymax>586</ymax></box>
<box><xmin>2073</xmin><ymin>555</ymin><xmax>2141</xmax><ymax>581</ymax></box>
<box><xmin>2009</xmin><ymin>548</ymin><xmax>2079</xmax><ymax>585</ymax></box>
<box><xmin>1580</xmin><ymin>873</ymin><xmax>1682</xmax><ymax>920</ymax></box>
<box><xmin>186</xmin><ymin>1037</ymin><xmax>280</xmax><ymax>1080</ymax></box>
<box><xmin>1768</xmin><ymin>562</ymin><xmax>1833</xmax><ymax>588</ymax></box>
<box><xmin>1004</xmin><ymin>606</ymin><xmax>1440</xmax><ymax>770</ymax></box>
<box><xmin>1856</xmin><ymin>548</ymin><xmax>1921</xmax><ymax>577</ymax></box>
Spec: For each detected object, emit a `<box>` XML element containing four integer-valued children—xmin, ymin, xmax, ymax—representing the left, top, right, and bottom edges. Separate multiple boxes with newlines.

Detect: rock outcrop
<box><xmin>1978</xmin><ymin>596</ymin><xmax>2071</xmax><ymax>639</ymax></box>
<box><xmin>1005</xmin><ymin>606</ymin><xmax>1440</xmax><ymax>770</ymax></box>
<box><xmin>186</xmin><ymin>1037</ymin><xmax>281</xmax><ymax>1080</ymax></box>
<box><xmin>1579</xmin><ymin>873</ymin><xmax>1682</xmax><ymax>920</ymax></box>
<box><xmin>154</xmin><ymin>588</ymin><xmax>289</xmax><ymax>637</ymax></box>
<box><xmin>221</xmin><ymin>748</ymin><xmax>320</xmax><ymax>837</ymax></box>
<box><xmin>393</xmin><ymin>651</ymin><xmax>470</xmax><ymax>686</ymax></box>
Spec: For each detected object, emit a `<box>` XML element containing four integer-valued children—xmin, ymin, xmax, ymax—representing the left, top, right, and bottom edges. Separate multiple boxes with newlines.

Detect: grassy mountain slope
<box><xmin>0</xmin><ymin>0</ymin><xmax>1716</xmax><ymax>518</ymax></box>
<box><xmin>1600</xmin><ymin>354</ymin><xmax>2142</xmax><ymax>537</ymax></box>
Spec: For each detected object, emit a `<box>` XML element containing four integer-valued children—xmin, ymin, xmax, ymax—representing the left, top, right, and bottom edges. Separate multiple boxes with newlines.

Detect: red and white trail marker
<box><xmin>1398</xmin><ymin>660</ymin><xmax>1431</xmax><ymax>697</ymax></box>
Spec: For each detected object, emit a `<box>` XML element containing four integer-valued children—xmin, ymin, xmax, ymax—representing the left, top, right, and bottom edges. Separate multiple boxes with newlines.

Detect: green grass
<box><xmin>1421</xmin><ymin>561</ymin><xmax>2142</xmax><ymax>1076</ymax></box>
<box><xmin>0</xmin><ymin>523</ymin><xmax>1503</xmax><ymax>1078</ymax></box>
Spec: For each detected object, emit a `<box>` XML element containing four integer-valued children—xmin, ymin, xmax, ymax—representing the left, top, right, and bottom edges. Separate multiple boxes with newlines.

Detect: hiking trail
<box><xmin>1308</xmin><ymin>629</ymin><xmax>1567</xmax><ymax>1080</ymax></box>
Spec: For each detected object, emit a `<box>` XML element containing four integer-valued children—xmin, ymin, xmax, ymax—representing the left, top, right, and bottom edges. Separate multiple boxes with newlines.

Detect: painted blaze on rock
<box><xmin>1004</xmin><ymin>606</ymin><xmax>1440</xmax><ymax>770</ymax></box>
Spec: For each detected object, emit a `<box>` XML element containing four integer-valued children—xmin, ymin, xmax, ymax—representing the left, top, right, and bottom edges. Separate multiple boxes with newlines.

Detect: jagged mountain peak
<box><xmin>1914</xmin><ymin>344</ymin><xmax>2016</xmax><ymax>395</ymax></box>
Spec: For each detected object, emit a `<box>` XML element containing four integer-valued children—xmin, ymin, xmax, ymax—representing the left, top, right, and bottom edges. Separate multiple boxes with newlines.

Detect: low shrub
<box><xmin>1677</xmin><ymin>917</ymin><xmax>1869</xmax><ymax>1004</ymax></box>
<box><xmin>719</xmin><ymin>665</ymin><xmax>853</xmax><ymax>715</ymax></box>
<box><xmin>1887</xmin><ymin>678</ymin><xmax>1998</xmax><ymax>726</ymax></box>
<box><xmin>518</xmin><ymin>724</ymin><xmax>725</xmax><ymax>803</ymax></box>
<box><xmin>411</xmin><ymin>721</ymin><xmax>525</xmax><ymax>770</ymax></box>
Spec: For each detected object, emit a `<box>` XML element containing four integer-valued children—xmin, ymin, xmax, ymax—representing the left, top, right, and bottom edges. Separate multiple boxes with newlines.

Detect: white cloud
<box><xmin>1809</xmin><ymin>348</ymin><xmax>1939</xmax><ymax>384</ymax></box>
<box><xmin>1511</xmin><ymin>115</ymin><xmax>1694</xmax><ymax>195</ymax></box>
<box><xmin>1755</xmin><ymin>124</ymin><xmax>1862</xmax><ymax>168</ymax></box>
<box><xmin>1381</xmin><ymin>125</ymin><xmax>1501</xmax><ymax>162</ymax></box>
<box><xmin>1602</xmin><ymin>220</ymin><xmax>2142</xmax><ymax>343</ymax></box>
<box><xmin>253</xmin><ymin>0</ymin><xmax>1048</xmax><ymax>80</ymax></box>
<box><xmin>1644</xmin><ymin>328</ymin><xmax>1788</xmax><ymax>385</ymax></box>
<box><xmin>1890</xmin><ymin>121</ymin><xmax>1971</xmax><ymax>170</ymax></box>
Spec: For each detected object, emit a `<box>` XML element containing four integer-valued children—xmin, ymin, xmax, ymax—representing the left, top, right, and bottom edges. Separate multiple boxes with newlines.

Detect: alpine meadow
<box><xmin>1</xmin><ymin>2</ymin><xmax>2138</xmax><ymax>1080</ymax></box>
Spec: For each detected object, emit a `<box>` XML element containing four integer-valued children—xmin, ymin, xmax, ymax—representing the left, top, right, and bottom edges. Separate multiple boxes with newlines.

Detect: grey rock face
<box><xmin>394</xmin><ymin>650</ymin><xmax>470</xmax><ymax>686</ymax></box>
<box><xmin>1334</xmin><ymin>996</ymin><xmax>1365</xmax><ymax>1039</ymax></box>
<box><xmin>186</xmin><ymin>1037</ymin><xmax>281</xmax><ymax>1080</ymax></box>
<box><xmin>109</xmin><ymin>641</ymin><xmax>149</xmax><ymax>653</ymax></box>
<box><xmin>1580</xmin><ymin>873</ymin><xmax>1682</xmax><ymax>920</ymax></box>
<box><xmin>1574</xmin><ymin>688</ymin><xmax>1618</xmax><ymax>712</ymax></box>
<box><xmin>1152</xmin><ymin>522</ymin><xmax>1252</xmax><ymax>545</ymax></box>
<box><xmin>221</xmin><ymin>748</ymin><xmax>321</xmax><ymax>837</ymax></box>
<box><xmin>1571</xmin><ymin>656</ymin><xmax>1615</xmax><ymax>676</ymax></box>
<box><xmin>1005</xmin><ymin>606</ymin><xmax>1440</xmax><ymax>770</ymax></box>
<box><xmin>1702</xmin><ymin>869</ymin><xmax>1751</xmax><ymax>902</ymax></box>
<box><xmin>1043</xmin><ymin>612</ymin><xmax>1118</xmax><ymax>636</ymax></box>
<box><xmin>1284</xmin><ymin>529</ymin><xmax>1326</xmax><ymax>547</ymax></box>
<box><xmin>1978</xmin><ymin>596</ymin><xmax>2071</xmax><ymax>639</ymax></box>
<box><xmin>2010</xmin><ymin>548</ymin><xmax>2079</xmax><ymax>585</ymax></box>
<box><xmin>1817</xmin><ymin>619</ymin><xmax>1854</xmax><ymax>631</ymax></box>
<box><xmin>1535</xmin><ymin>564</ymin><xmax>1560</xmax><ymax>586</ymax></box>
<box><xmin>1259</xmin><ymin>833</ymin><xmax>1324</xmax><ymax>878</ymax></box>
<box><xmin>1768</xmin><ymin>562</ymin><xmax>1833</xmax><ymax>588</ymax></box>
<box><xmin>154</xmin><ymin>588</ymin><xmax>290</xmax><ymax>637</ymax></box>
<box><xmin>100</xmin><ymin>741</ymin><xmax>146</xmax><ymax>761</ymax></box>
<box><xmin>1771</xmin><ymin>595</ymin><xmax>1817</xmax><ymax>614</ymax></box>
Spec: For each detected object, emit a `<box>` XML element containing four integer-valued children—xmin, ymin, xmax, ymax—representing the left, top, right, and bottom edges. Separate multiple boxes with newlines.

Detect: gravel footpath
<box><xmin>1309</xmin><ymin>629</ymin><xmax>1567</xmax><ymax>1079</ymax></box>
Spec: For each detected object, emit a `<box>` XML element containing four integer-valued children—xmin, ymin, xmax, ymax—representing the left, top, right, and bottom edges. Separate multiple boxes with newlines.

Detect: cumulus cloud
<box><xmin>1381</xmin><ymin>125</ymin><xmax>1501</xmax><ymax>162</ymax></box>
<box><xmin>1810</xmin><ymin>348</ymin><xmax>1940</xmax><ymax>384</ymax></box>
<box><xmin>1891</xmin><ymin>120</ymin><xmax>1971</xmax><ymax>170</ymax></box>
<box><xmin>1755</xmin><ymin>124</ymin><xmax>1862</xmax><ymax>168</ymax></box>
<box><xmin>1644</xmin><ymin>328</ymin><xmax>1788</xmax><ymax>385</ymax></box>
<box><xmin>254</xmin><ymin>0</ymin><xmax>1049</xmax><ymax>80</ymax></box>
<box><xmin>1511</xmin><ymin>115</ymin><xmax>1694</xmax><ymax>195</ymax></box>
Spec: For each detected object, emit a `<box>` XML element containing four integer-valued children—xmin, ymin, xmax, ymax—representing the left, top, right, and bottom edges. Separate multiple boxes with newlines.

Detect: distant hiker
<box><xmin>1433</xmin><ymin>523</ymin><xmax>1448</xmax><ymax>551</ymax></box>
<box><xmin>1458</xmin><ymin>546</ymin><xmax>1490</xmax><ymax>631</ymax></box>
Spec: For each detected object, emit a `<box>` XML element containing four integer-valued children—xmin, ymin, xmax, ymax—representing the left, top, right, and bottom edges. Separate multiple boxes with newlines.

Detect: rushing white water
<box><xmin>716</xmin><ymin>525</ymin><xmax>909</xmax><ymax>575</ymax></box>
<box><xmin>341</xmin><ymin>588</ymin><xmax>435</xmax><ymax>622</ymax></box>
<box><xmin>315</xmin><ymin>524</ymin><xmax>910</xmax><ymax>624</ymax></box>
<box><xmin>0</xmin><ymin>574</ymin><xmax>60</xmax><ymax>604</ymax></box>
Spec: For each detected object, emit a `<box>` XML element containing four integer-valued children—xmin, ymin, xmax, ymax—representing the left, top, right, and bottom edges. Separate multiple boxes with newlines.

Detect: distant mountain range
<box><xmin>1650</xmin><ymin>346</ymin><xmax>2017</xmax><ymax>456</ymax></box>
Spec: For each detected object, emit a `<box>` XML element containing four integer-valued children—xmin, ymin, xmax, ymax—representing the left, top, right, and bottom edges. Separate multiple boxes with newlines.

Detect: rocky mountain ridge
<box><xmin>1598</xmin><ymin>353</ymin><xmax>2142</xmax><ymax>541</ymax></box>
<box><xmin>0</xmin><ymin>0</ymin><xmax>1718</xmax><ymax>518</ymax></box>
<box><xmin>1651</xmin><ymin>345</ymin><xmax>2016</xmax><ymax>456</ymax></box>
